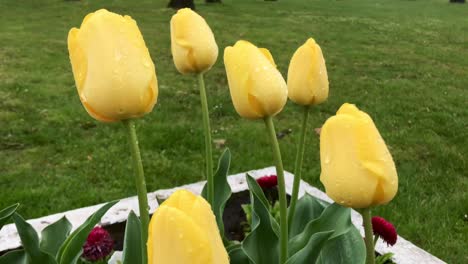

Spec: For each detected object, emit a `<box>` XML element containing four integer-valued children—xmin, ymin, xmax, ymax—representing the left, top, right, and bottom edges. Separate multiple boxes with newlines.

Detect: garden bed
<box><xmin>0</xmin><ymin>167</ymin><xmax>446</xmax><ymax>263</ymax></box>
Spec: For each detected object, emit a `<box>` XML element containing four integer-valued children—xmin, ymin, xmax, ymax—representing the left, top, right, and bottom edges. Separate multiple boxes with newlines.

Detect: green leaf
<box><xmin>122</xmin><ymin>211</ymin><xmax>142</xmax><ymax>264</ymax></box>
<box><xmin>242</xmin><ymin>174</ymin><xmax>280</xmax><ymax>264</ymax></box>
<box><xmin>0</xmin><ymin>249</ymin><xmax>27</xmax><ymax>264</ymax></box>
<box><xmin>40</xmin><ymin>216</ymin><xmax>72</xmax><ymax>256</ymax></box>
<box><xmin>201</xmin><ymin>148</ymin><xmax>232</xmax><ymax>239</ymax></box>
<box><xmin>12</xmin><ymin>213</ymin><xmax>56</xmax><ymax>264</ymax></box>
<box><xmin>289</xmin><ymin>194</ymin><xmax>325</xmax><ymax>238</ymax></box>
<box><xmin>288</xmin><ymin>203</ymin><xmax>352</xmax><ymax>257</ymax></box>
<box><xmin>57</xmin><ymin>201</ymin><xmax>118</xmax><ymax>264</ymax></box>
<box><xmin>285</xmin><ymin>231</ymin><xmax>334</xmax><ymax>264</ymax></box>
<box><xmin>227</xmin><ymin>243</ymin><xmax>251</xmax><ymax>264</ymax></box>
<box><xmin>0</xmin><ymin>203</ymin><xmax>19</xmax><ymax>230</ymax></box>
<box><xmin>376</xmin><ymin>252</ymin><xmax>395</xmax><ymax>264</ymax></box>
<box><xmin>317</xmin><ymin>226</ymin><xmax>366</xmax><ymax>264</ymax></box>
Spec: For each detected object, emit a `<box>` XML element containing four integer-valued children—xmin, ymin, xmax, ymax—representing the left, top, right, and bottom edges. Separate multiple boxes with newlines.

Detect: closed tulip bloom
<box><xmin>68</xmin><ymin>9</ymin><xmax>158</xmax><ymax>122</ymax></box>
<box><xmin>224</xmin><ymin>40</ymin><xmax>288</xmax><ymax>119</ymax></box>
<box><xmin>170</xmin><ymin>8</ymin><xmax>218</xmax><ymax>74</ymax></box>
<box><xmin>287</xmin><ymin>38</ymin><xmax>328</xmax><ymax>105</ymax></box>
<box><xmin>320</xmin><ymin>103</ymin><xmax>398</xmax><ymax>208</ymax></box>
<box><xmin>147</xmin><ymin>190</ymin><xmax>229</xmax><ymax>264</ymax></box>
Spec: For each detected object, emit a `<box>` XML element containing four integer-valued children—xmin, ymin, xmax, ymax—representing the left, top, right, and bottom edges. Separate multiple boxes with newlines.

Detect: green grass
<box><xmin>1</xmin><ymin>0</ymin><xmax>467</xmax><ymax>261</ymax></box>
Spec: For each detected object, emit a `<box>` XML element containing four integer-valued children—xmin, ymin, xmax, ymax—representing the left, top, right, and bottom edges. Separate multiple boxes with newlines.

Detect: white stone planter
<box><xmin>0</xmin><ymin>167</ymin><xmax>445</xmax><ymax>264</ymax></box>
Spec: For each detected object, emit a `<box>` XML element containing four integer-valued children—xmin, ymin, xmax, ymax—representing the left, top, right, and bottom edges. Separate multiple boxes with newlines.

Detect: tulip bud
<box><xmin>170</xmin><ymin>8</ymin><xmax>218</xmax><ymax>74</ymax></box>
<box><xmin>287</xmin><ymin>38</ymin><xmax>329</xmax><ymax>106</ymax></box>
<box><xmin>320</xmin><ymin>103</ymin><xmax>398</xmax><ymax>208</ymax></box>
<box><xmin>147</xmin><ymin>190</ymin><xmax>229</xmax><ymax>264</ymax></box>
<box><xmin>224</xmin><ymin>40</ymin><xmax>288</xmax><ymax>119</ymax></box>
<box><xmin>68</xmin><ymin>9</ymin><xmax>158</xmax><ymax>122</ymax></box>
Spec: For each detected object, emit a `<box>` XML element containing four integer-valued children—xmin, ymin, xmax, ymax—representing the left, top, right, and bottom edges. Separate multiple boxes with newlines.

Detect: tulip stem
<box><xmin>361</xmin><ymin>208</ymin><xmax>376</xmax><ymax>264</ymax></box>
<box><xmin>264</xmin><ymin>116</ymin><xmax>288</xmax><ymax>264</ymax></box>
<box><xmin>197</xmin><ymin>73</ymin><xmax>214</xmax><ymax>207</ymax></box>
<box><xmin>288</xmin><ymin>105</ymin><xmax>310</xmax><ymax>230</ymax></box>
<box><xmin>123</xmin><ymin>119</ymin><xmax>149</xmax><ymax>264</ymax></box>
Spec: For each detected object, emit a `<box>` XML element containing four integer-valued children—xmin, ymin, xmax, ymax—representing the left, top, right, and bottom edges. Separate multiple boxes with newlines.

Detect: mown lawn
<box><xmin>0</xmin><ymin>0</ymin><xmax>466</xmax><ymax>261</ymax></box>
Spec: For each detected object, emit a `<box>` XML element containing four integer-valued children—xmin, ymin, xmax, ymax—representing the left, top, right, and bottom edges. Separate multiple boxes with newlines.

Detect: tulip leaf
<box><xmin>316</xmin><ymin>226</ymin><xmax>366</xmax><ymax>264</ymax></box>
<box><xmin>0</xmin><ymin>249</ymin><xmax>27</xmax><ymax>264</ymax></box>
<box><xmin>227</xmin><ymin>243</ymin><xmax>251</xmax><ymax>264</ymax></box>
<box><xmin>12</xmin><ymin>213</ymin><xmax>57</xmax><ymax>264</ymax></box>
<box><xmin>0</xmin><ymin>203</ymin><xmax>19</xmax><ymax>230</ymax></box>
<box><xmin>122</xmin><ymin>211</ymin><xmax>143</xmax><ymax>264</ymax></box>
<box><xmin>57</xmin><ymin>201</ymin><xmax>118</xmax><ymax>264</ymax></box>
<box><xmin>285</xmin><ymin>231</ymin><xmax>334</xmax><ymax>264</ymax></box>
<box><xmin>40</xmin><ymin>216</ymin><xmax>73</xmax><ymax>256</ymax></box>
<box><xmin>288</xmin><ymin>203</ymin><xmax>352</xmax><ymax>257</ymax></box>
<box><xmin>289</xmin><ymin>194</ymin><xmax>325</xmax><ymax>238</ymax></box>
<box><xmin>201</xmin><ymin>148</ymin><xmax>232</xmax><ymax>239</ymax></box>
<box><xmin>242</xmin><ymin>174</ymin><xmax>280</xmax><ymax>264</ymax></box>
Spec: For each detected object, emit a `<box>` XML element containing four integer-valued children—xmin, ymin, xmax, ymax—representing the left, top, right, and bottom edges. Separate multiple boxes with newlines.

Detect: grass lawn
<box><xmin>1</xmin><ymin>0</ymin><xmax>467</xmax><ymax>261</ymax></box>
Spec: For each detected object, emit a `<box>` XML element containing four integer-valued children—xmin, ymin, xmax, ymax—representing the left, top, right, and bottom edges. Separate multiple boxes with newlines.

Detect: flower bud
<box><xmin>320</xmin><ymin>103</ymin><xmax>398</xmax><ymax>208</ymax></box>
<box><xmin>82</xmin><ymin>226</ymin><xmax>114</xmax><ymax>261</ymax></box>
<box><xmin>287</xmin><ymin>38</ymin><xmax>329</xmax><ymax>105</ymax></box>
<box><xmin>170</xmin><ymin>8</ymin><xmax>218</xmax><ymax>74</ymax></box>
<box><xmin>224</xmin><ymin>40</ymin><xmax>288</xmax><ymax>119</ymax></box>
<box><xmin>147</xmin><ymin>190</ymin><xmax>229</xmax><ymax>264</ymax></box>
<box><xmin>68</xmin><ymin>9</ymin><xmax>158</xmax><ymax>122</ymax></box>
<box><xmin>372</xmin><ymin>216</ymin><xmax>397</xmax><ymax>246</ymax></box>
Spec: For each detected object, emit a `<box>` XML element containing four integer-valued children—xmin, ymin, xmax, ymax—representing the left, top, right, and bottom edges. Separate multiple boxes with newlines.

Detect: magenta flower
<box><xmin>372</xmin><ymin>216</ymin><xmax>397</xmax><ymax>246</ymax></box>
<box><xmin>256</xmin><ymin>175</ymin><xmax>278</xmax><ymax>188</ymax></box>
<box><xmin>82</xmin><ymin>226</ymin><xmax>114</xmax><ymax>261</ymax></box>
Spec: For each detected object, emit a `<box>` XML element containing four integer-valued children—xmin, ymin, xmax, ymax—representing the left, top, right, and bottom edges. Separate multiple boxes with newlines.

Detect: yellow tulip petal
<box><xmin>67</xmin><ymin>9</ymin><xmax>158</xmax><ymax>122</ymax></box>
<box><xmin>258</xmin><ymin>48</ymin><xmax>277</xmax><ymax>68</ymax></box>
<box><xmin>148</xmin><ymin>190</ymin><xmax>229</xmax><ymax>264</ymax></box>
<box><xmin>224</xmin><ymin>40</ymin><xmax>287</xmax><ymax>119</ymax></box>
<box><xmin>287</xmin><ymin>38</ymin><xmax>329</xmax><ymax>105</ymax></box>
<box><xmin>67</xmin><ymin>28</ymin><xmax>87</xmax><ymax>93</ymax></box>
<box><xmin>320</xmin><ymin>103</ymin><xmax>398</xmax><ymax>208</ymax></box>
<box><xmin>148</xmin><ymin>205</ymin><xmax>213</xmax><ymax>264</ymax></box>
<box><xmin>170</xmin><ymin>8</ymin><xmax>218</xmax><ymax>74</ymax></box>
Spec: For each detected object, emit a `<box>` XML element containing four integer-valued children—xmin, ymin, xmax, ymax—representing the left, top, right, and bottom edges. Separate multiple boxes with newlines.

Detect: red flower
<box><xmin>372</xmin><ymin>216</ymin><xmax>397</xmax><ymax>246</ymax></box>
<box><xmin>256</xmin><ymin>175</ymin><xmax>278</xmax><ymax>188</ymax></box>
<box><xmin>82</xmin><ymin>226</ymin><xmax>114</xmax><ymax>261</ymax></box>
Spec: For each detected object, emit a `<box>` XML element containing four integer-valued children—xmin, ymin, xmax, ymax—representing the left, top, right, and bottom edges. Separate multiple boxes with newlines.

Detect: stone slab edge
<box><xmin>0</xmin><ymin>167</ymin><xmax>445</xmax><ymax>264</ymax></box>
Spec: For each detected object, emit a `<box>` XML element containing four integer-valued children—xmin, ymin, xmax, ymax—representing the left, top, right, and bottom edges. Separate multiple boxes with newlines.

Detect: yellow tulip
<box><xmin>224</xmin><ymin>40</ymin><xmax>288</xmax><ymax>119</ymax></box>
<box><xmin>287</xmin><ymin>38</ymin><xmax>329</xmax><ymax>105</ymax></box>
<box><xmin>68</xmin><ymin>9</ymin><xmax>158</xmax><ymax>122</ymax></box>
<box><xmin>147</xmin><ymin>190</ymin><xmax>229</xmax><ymax>264</ymax></box>
<box><xmin>170</xmin><ymin>8</ymin><xmax>218</xmax><ymax>74</ymax></box>
<box><xmin>320</xmin><ymin>103</ymin><xmax>398</xmax><ymax>208</ymax></box>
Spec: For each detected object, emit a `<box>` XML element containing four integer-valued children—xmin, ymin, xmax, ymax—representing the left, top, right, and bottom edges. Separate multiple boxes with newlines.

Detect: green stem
<box><xmin>288</xmin><ymin>105</ymin><xmax>310</xmax><ymax>230</ymax></box>
<box><xmin>123</xmin><ymin>119</ymin><xmax>149</xmax><ymax>264</ymax></box>
<box><xmin>264</xmin><ymin>116</ymin><xmax>288</xmax><ymax>264</ymax></box>
<box><xmin>361</xmin><ymin>208</ymin><xmax>375</xmax><ymax>264</ymax></box>
<box><xmin>197</xmin><ymin>73</ymin><xmax>214</xmax><ymax>207</ymax></box>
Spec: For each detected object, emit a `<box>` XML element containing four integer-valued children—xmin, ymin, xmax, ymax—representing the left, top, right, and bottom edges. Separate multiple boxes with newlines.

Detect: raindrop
<box><xmin>142</xmin><ymin>57</ymin><xmax>151</xmax><ymax>68</ymax></box>
<box><xmin>114</xmin><ymin>50</ymin><xmax>123</xmax><ymax>62</ymax></box>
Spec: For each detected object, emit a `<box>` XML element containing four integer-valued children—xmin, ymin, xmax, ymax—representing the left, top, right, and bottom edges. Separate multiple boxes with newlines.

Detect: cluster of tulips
<box><xmin>0</xmin><ymin>7</ymin><xmax>399</xmax><ymax>264</ymax></box>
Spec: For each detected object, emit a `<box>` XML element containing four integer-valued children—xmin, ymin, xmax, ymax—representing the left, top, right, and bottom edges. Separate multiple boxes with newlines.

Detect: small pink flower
<box><xmin>256</xmin><ymin>175</ymin><xmax>278</xmax><ymax>188</ymax></box>
<box><xmin>82</xmin><ymin>226</ymin><xmax>114</xmax><ymax>261</ymax></box>
<box><xmin>372</xmin><ymin>216</ymin><xmax>397</xmax><ymax>246</ymax></box>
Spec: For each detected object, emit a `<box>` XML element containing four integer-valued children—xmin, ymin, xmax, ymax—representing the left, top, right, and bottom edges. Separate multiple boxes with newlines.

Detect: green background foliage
<box><xmin>0</xmin><ymin>0</ymin><xmax>466</xmax><ymax>262</ymax></box>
